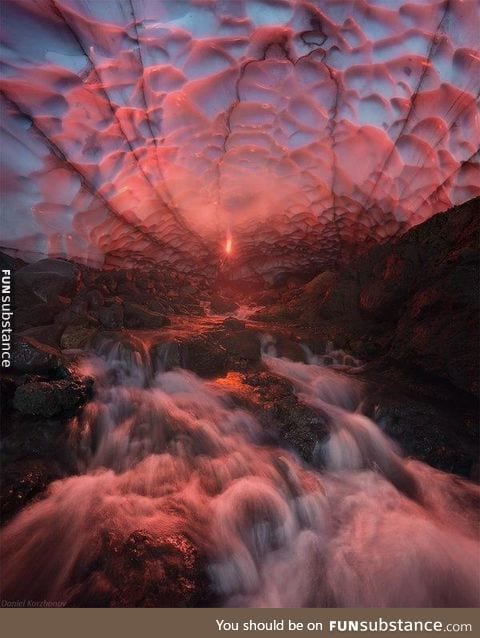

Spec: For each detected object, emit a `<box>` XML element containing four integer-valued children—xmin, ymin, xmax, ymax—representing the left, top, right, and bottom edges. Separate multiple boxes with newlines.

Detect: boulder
<box><xmin>214</xmin><ymin>329</ymin><xmax>261</xmax><ymax>365</ymax></box>
<box><xmin>71</xmin><ymin>530</ymin><xmax>212</xmax><ymax>607</ymax></box>
<box><xmin>180</xmin><ymin>335</ymin><xmax>227</xmax><ymax>377</ymax></box>
<box><xmin>124</xmin><ymin>302</ymin><xmax>170</xmax><ymax>329</ymax></box>
<box><xmin>17</xmin><ymin>324</ymin><xmax>65</xmax><ymax>349</ymax></box>
<box><xmin>11</xmin><ymin>336</ymin><xmax>65</xmax><ymax>376</ymax></box>
<box><xmin>15</xmin><ymin>300</ymin><xmax>69</xmax><ymax>331</ymax></box>
<box><xmin>151</xmin><ymin>340</ymin><xmax>183</xmax><ymax>373</ymax></box>
<box><xmin>0</xmin><ymin>458</ymin><xmax>63</xmax><ymax>524</ymax></box>
<box><xmin>13</xmin><ymin>378</ymin><xmax>91</xmax><ymax>417</ymax></box>
<box><xmin>243</xmin><ymin>371</ymin><xmax>329</xmax><ymax>463</ymax></box>
<box><xmin>98</xmin><ymin>304</ymin><xmax>124</xmax><ymax>330</ymax></box>
<box><xmin>83</xmin><ymin>288</ymin><xmax>105</xmax><ymax>310</ymax></box>
<box><xmin>15</xmin><ymin>259</ymin><xmax>80</xmax><ymax>303</ymax></box>
<box><xmin>0</xmin><ymin>250</ymin><xmax>26</xmax><ymax>271</ymax></box>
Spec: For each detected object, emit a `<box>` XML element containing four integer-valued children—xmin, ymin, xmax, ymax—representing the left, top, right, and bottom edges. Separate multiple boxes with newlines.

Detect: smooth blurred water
<box><xmin>1</xmin><ymin>333</ymin><xmax>478</xmax><ymax>607</ymax></box>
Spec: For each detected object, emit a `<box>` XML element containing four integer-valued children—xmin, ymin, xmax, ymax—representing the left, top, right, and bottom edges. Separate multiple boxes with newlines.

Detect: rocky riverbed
<box><xmin>0</xmin><ymin>199</ymin><xmax>479</xmax><ymax>606</ymax></box>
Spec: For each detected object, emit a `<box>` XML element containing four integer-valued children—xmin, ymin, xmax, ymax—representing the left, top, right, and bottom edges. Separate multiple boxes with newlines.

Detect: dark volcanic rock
<box><xmin>210</xmin><ymin>295</ymin><xmax>239</xmax><ymax>314</ymax></box>
<box><xmin>0</xmin><ymin>458</ymin><xmax>63</xmax><ymax>524</ymax></box>
<box><xmin>179</xmin><ymin>334</ymin><xmax>227</xmax><ymax>377</ymax></box>
<box><xmin>277</xmin><ymin>198</ymin><xmax>480</xmax><ymax>401</ymax></box>
<box><xmin>124</xmin><ymin>302</ymin><xmax>170</xmax><ymax>329</ymax></box>
<box><xmin>13</xmin><ymin>378</ymin><xmax>91</xmax><ymax>417</ymax></box>
<box><xmin>71</xmin><ymin>530</ymin><xmax>212</xmax><ymax>607</ymax></box>
<box><xmin>243</xmin><ymin>371</ymin><xmax>329</xmax><ymax>463</ymax></box>
<box><xmin>389</xmin><ymin>246</ymin><xmax>479</xmax><ymax>397</ymax></box>
<box><xmin>213</xmin><ymin>329</ymin><xmax>261</xmax><ymax>365</ymax></box>
<box><xmin>0</xmin><ymin>250</ymin><xmax>26</xmax><ymax>271</ymax></box>
<box><xmin>15</xmin><ymin>300</ymin><xmax>69</xmax><ymax>332</ymax></box>
<box><xmin>11</xmin><ymin>336</ymin><xmax>66</xmax><ymax>376</ymax></box>
<box><xmin>15</xmin><ymin>259</ymin><xmax>80</xmax><ymax>303</ymax></box>
<box><xmin>151</xmin><ymin>340</ymin><xmax>183</xmax><ymax>372</ymax></box>
<box><xmin>151</xmin><ymin>327</ymin><xmax>261</xmax><ymax>378</ymax></box>
<box><xmin>98</xmin><ymin>304</ymin><xmax>124</xmax><ymax>330</ymax></box>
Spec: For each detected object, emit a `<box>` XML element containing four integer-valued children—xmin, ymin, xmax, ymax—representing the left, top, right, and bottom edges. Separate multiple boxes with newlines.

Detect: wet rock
<box><xmin>73</xmin><ymin>530</ymin><xmax>212</xmax><ymax>607</ymax></box>
<box><xmin>271</xmin><ymin>335</ymin><xmax>308</xmax><ymax>362</ymax></box>
<box><xmin>15</xmin><ymin>259</ymin><xmax>80</xmax><ymax>303</ymax></box>
<box><xmin>243</xmin><ymin>371</ymin><xmax>329</xmax><ymax>463</ymax></box>
<box><xmin>124</xmin><ymin>302</ymin><xmax>170</xmax><ymax>329</ymax></box>
<box><xmin>374</xmin><ymin>395</ymin><xmax>476</xmax><ymax>479</ymax></box>
<box><xmin>214</xmin><ymin>329</ymin><xmax>261</xmax><ymax>366</ymax></box>
<box><xmin>180</xmin><ymin>335</ymin><xmax>227</xmax><ymax>377</ymax></box>
<box><xmin>11</xmin><ymin>336</ymin><xmax>66</xmax><ymax>376</ymax></box>
<box><xmin>145</xmin><ymin>298</ymin><xmax>168</xmax><ymax>314</ymax></box>
<box><xmin>0</xmin><ymin>458</ymin><xmax>63</xmax><ymax>525</ymax></box>
<box><xmin>13</xmin><ymin>378</ymin><xmax>91</xmax><ymax>417</ymax></box>
<box><xmin>54</xmin><ymin>305</ymin><xmax>99</xmax><ymax>332</ymax></box>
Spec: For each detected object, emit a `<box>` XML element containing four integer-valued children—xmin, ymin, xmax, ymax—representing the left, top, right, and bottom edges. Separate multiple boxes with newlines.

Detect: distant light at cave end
<box><xmin>225</xmin><ymin>237</ymin><xmax>232</xmax><ymax>255</ymax></box>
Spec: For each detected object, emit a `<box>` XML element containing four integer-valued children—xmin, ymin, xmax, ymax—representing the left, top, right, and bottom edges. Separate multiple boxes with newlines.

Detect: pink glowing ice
<box><xmin>1</xmin><ymin>0</ymin><xmax>479</xmax><ymax>279</ymax></box>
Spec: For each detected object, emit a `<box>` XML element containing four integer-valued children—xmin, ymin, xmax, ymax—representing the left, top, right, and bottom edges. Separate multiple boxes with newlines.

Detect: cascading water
<box><xmin>1</xmin><ymin>331</ymin><xmax>479</xmax><ymax>607</ymax></box>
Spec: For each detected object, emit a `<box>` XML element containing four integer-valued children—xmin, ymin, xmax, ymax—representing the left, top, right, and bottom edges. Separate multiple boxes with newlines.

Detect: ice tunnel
<box><xmin>1</xmin><ymin>0</ymin><xmax>479</xmax><ymax>282</ymax></box>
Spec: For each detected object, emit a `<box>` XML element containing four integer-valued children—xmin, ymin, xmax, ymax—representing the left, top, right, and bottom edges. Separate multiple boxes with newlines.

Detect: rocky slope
<box><xmin>257</xmin><ymin>197</ymin><xmax>480</xmax><ymax>403</ymax></box>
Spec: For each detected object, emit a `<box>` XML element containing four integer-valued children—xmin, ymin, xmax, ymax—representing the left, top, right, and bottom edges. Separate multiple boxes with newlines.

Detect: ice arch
<box><xmin>1</xmin><ymin>0</ymin><xmax>479</xmax><ymax>280</ymax></box>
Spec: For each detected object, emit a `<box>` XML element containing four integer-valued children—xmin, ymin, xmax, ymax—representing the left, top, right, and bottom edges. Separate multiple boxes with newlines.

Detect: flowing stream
<box><xmin>1</xmin><ymin>330</ymin><xmax>479</xmax><ymax>607</ymax></box>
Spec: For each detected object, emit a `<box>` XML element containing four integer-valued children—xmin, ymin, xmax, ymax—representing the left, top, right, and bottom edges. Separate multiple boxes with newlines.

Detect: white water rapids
<box><xmin>1</xmin><ymin>333</ymin><xmax>479</xmax><ymax>607</ymax></box>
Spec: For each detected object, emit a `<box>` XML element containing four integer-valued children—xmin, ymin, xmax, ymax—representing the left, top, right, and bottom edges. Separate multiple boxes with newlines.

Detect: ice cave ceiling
<box><xmin>1</xmin><ymin>0</ymin><xmax>479</xmax><ymax>280</ymax></box>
